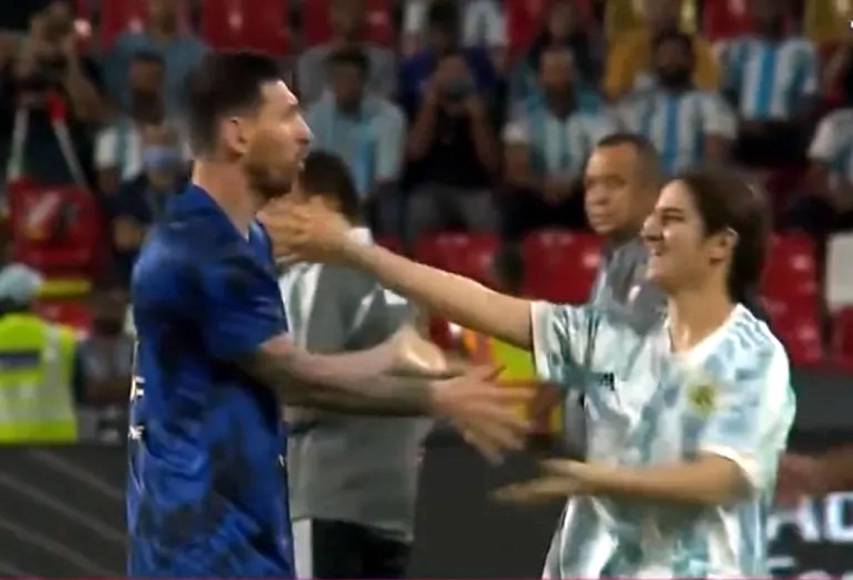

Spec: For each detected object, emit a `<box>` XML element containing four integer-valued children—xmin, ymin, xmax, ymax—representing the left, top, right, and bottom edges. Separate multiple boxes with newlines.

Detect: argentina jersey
<box><xmin>503</xmin><ymin>97</ymin><xmax>618</xmax><ymax>180</ymax></box>
<box><xmin>809</xmin><ymin>107</ymin><xmax>853</xmax><ymax>185</ymax></box>
<box><xmin>723</xmin><ymin>36</ymin><xmax>818</xmax><ymax>121</ymax></box>
<box><xmin>531</xmin><ymin>302</ymin><xmax>795</xmax><ymax>577</ymax></box>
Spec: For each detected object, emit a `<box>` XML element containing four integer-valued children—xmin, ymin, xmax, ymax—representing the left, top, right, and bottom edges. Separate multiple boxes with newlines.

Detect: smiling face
<box><xmin>641</xmin><ymin>180</ymin><xmax>735</xmax><ymax>296</ymax></box>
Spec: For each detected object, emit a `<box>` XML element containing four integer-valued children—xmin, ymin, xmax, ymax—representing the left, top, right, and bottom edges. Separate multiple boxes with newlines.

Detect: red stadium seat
<box><xmin>8</xmin><ymin>181</ymin><xmax>106</xmax><ymax>279</ymax></box>
<box><xmin>761</xmin><ymin>234</ymin><xmax>824</xmax><ymax>366</ymax></box>
<box><xmin>201</xmin><ymin>0</ymin><xmax>290</xmax><ymax>55</ymax></box>
<box><xmin>831</xmin><ymin>308</ymin><xmax>853</xmax><ymax>371</ymax></box>
<box><xmin>414</xmin><ymin>232</ymin><xmax>501</xmax><ymax>285</ymax></box>
<box><xmin>521</xmin><ymin>229</ymin><xmax>602</xmax><ymax>304</ymax></box>
<box><xmin>303</xmin><ymin>0</ymin><xmax>395</xmax><ymax>48</ymax></box>
<box><xmin>703</xmin><ymin>0</ymin><xmax>753</xmax><ymax>42</ymax></box>
<box><xmin>374</xmin><ymin>235</ymin><xmax>404</xmax><ymax>255</ymax></box>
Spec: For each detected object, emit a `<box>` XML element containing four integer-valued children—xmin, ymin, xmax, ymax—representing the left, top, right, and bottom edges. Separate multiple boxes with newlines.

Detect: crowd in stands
<box><xmin>1</xmin><ymin>0</ymin><xmax>853</xmax><ymax>437</ymax></box>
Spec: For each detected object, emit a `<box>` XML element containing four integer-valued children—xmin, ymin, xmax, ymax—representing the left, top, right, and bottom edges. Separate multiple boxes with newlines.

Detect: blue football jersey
<box><xmin>127</xmin><ymin>184</ymin><xmax>294</xmax><ymax>577</ymax></box>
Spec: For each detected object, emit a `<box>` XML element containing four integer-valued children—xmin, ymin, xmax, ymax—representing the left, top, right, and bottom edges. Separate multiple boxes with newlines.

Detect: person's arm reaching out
<box><xmin>260</xmin><ymin>201</ymin><xmax>533</xmax><ymax>349</ymax></box>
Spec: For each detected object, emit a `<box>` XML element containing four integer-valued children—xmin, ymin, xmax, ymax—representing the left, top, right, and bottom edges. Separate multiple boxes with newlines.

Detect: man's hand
<box><xmin>259</xmin><ymin>197</ymin><xmax>352</xmax><ymax>265</ymax></box>
<box><xmin>431</xmin><ymin>366</ymin><xmax>533</xmax><ymax>463</ymax></box>
<box><xmin>493</xmin><ymin>459</ymin><xmax>594</xmax><ymax>504</ymax></box>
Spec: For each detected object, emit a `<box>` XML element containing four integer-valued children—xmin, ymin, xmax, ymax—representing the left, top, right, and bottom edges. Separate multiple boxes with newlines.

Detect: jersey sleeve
<box><xmin>530</xmin><ymin>301</ymin><xmax>597</xmax><ymax>389</ymax></box>
<box><xmin>198</xmin><ymin>249</ymin><xmax>288</xmax><ymax>361</ymax></box>
<box><xmin>697</xmin><ymin>343</ymin><xmax>795</xmax><ymax>492</ymax></box>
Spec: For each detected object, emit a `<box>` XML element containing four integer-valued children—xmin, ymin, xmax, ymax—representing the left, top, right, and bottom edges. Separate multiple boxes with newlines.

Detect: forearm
<box><xmin>583</xmin><ymin>456</ymin><xmax>746</xmax><ymax>507</ymax></box>
<box><xmin>407</xmin><ymin>101</ymin><xmax>439</xmax><ymax>160</ymax></box>
<box><xmin>344</xmin><ymin>240</ymin><xmax>532</xmax><ymax>348</ymax></box>
<box><xmin>470</xmin><ymin>115</ymin><xmax>500</xmax><ymax>175</ymax></box>
<box><xmin>242</xmin><ymin>337</ymin><xmax>433</xmax><ymax>416</ymax></box>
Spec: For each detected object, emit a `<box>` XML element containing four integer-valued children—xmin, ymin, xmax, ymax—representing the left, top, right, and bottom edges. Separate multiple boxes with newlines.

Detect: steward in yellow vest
<box><xmin>0</xmin><ymin>265</ymin><xmax>77</xmax><ymax>443</ymax></box>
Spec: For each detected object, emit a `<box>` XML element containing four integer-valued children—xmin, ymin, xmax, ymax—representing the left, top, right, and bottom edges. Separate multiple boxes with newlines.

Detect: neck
<box><xmin>667</xmin><ymin>284</ymin><xmax>735</xmax><ymax>352</ymax></box>
<box><xmin>337</xmin><ymin>98</ymin><xmax>363</xmax><ymax>116</ymax></box>
<box><xmin>148</xmin><ymin>19</ymin><xmax>178</xmax><ymax>42</ymax></box>
<box><xmin>546</xmin><ymin>92</ymin><xmax>575</xmax><ymax>118</ymax></box>
<box><xmin>192</xmin><ymin>159</ymin><xmax>259</xmax><ymax>237</ymax></box>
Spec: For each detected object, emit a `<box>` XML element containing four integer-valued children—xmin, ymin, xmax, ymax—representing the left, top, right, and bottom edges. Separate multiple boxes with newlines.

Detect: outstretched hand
<box><xmin>259</xmin><ymin>197</ymin><xmax>352</xmax><ymax>265</ymax></box>
<box><xmin>493</xmin><ymin>460</ymin><xmax>593</xmax><ymax>504</ymax></box>
<box><xmin>431</xmin><ymin>365</ymin><xmax>533</xmax><ymax>464</ymax></box>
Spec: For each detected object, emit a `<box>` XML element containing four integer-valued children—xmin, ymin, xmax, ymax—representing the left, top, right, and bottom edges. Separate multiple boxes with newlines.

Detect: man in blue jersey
<box><xmin>127</xmin><ymin>51</ymin><xmax>529</xmax><ymax>578</ymax></box>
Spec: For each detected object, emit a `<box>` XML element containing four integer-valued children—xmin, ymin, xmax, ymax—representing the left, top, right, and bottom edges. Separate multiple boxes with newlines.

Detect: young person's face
<box><xmin>641</xmin><ymin>181</ymin><xmax>733</xmax><ymax>295</ymax></box>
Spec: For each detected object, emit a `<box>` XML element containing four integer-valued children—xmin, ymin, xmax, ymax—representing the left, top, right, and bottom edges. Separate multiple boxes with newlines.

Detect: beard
<box><xmin>244</xmin><ymin>163</ymin><xmax>295</xmax><ymax>202</ymax></box>
<box><xmin>243</xmin><ymin>132</ymin><xmax>302</xmax><ymax>202</ymax></box>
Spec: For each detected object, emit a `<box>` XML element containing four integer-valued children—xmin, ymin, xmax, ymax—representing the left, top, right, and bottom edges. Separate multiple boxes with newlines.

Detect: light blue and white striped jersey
<box><xmin>503</xmin><ymin>98</ymin><xmax>619</xmax><ymax>181</ymax></box>
<box><xmin>619</xmin><ymin>88</ymin><xmax>737</xmax><ymax>175</ymax></box>
<box><xmin>306</xmin><ymin>93</ymin><xmax>406</xmax><ymax>198</ymax></box>
<box><xmin>532</xmin><ymin>302</ymin><xmax>796</xmax><ymax>577</ymax></box>
<box><xmin>723</xmin><ymin>36</ymin><xmax>818</xmax><ymax>122</ymax></box>
<box><xmin>809</xmin><ymin>107</ymin><xmax>853</xmax><ymax>186</ymax></box>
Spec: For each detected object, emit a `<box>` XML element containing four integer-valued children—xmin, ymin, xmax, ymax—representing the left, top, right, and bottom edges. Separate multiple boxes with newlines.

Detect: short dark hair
<box><xmin>131</xmin><ymin>49</ymin><xmax>165</xmax><ymax>68</ymax></box>
<box><xmin>652</xmin><ymin>29</ymin><xmax>695</xmax><ymax>60</ymax></box>
<box><xmin>186</xmin><ymin>51</ymin><xmax>282</xmax><ymax>154</ymax></box>
<box><xmin>298</xmin><ymin>151</ymin><xmax>362</xmax><ymax>222</ymax></box>
<box><xmin>595</xmin><ymin>133</ymin><xmax>664</xmax><ymax>188</ymax></box>
<box><xmin>674</xmin><ymin>165</ymin><xmax>771</xmax><ymax>306</ymax></box>
<box><xmin>327</xmin><ymin>47</ymin><xmax>370</xmax><ymax>76</ymax></box>
<box><xmin>427</xmin><ymin>0</ymin><xmax>459</xmax><ymax>31</ymax></box>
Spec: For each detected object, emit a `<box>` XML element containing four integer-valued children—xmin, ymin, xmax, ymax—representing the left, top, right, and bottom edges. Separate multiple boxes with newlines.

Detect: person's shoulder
<box><xmin>726</xmin><ymin>306</ymin><xmax>789</xmax><ymax>371</ymax></box>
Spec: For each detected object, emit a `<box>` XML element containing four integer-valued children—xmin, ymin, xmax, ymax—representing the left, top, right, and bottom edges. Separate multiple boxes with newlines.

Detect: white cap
<box><xmin>0</xmin><ymin>264</ymin><xmax>43</xmax><ymax>305</ymax></box>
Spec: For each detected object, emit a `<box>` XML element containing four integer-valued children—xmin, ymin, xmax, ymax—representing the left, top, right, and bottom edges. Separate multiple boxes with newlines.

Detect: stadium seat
<box><xmin>302</xmin><ymin>0</ymin><xmax>395</xmax><ymax>48</ymax></box>
<box><xmin>8</xmin><ymin>181</ymin><xmax>106</xmax><ymax>279</ymax></box>
<box><xmin>201</xmin><ymin>0</ymin><xmax>290</xmax><ymax>55</ymax></box>
<box><xmin>826</xmin><ymin>232</ymin><xmax>853</xmax><ymax>313</ymax></box>
<box><xmin>374</xmin><ymin>235</ymin><xmax>404</xmax><ymax>255</ymax></box>
<box><xmin>761</xmin><ymin>234</ymin><xmax>824</xmax><ymax>366</ymax></box>
<box><xmin>414</xmin><ymin>232</ymin><xmax>501</xmax><ymax>286</ymax></box>
<box><xmin>521</xmin><ymin>229</ymin><xmax>603</xmax><ymax>304</ymax></box>
<box><xmin>34</xmin><ymin>298</ymin><xmax>93</xmax><ymax>336</ymax></box>
<box><xmin>831</xmin><ymin>308</ymin><xmax>853</xmax><ymax>370</ymax></box>
<box><xmin>702</xmin><ymin>0</ymin><xmax>753</xmax><ymax>42</ymax></box>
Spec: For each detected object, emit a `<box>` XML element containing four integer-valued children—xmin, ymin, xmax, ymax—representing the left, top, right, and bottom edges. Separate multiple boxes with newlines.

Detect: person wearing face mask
<box><xmin>502</xmin><ymin>46</ymin><xmax>618</xmax><ymax>239</ymax></box>
<box><xmin>619</xmin><ymin>31</ymin><xmax>736</xmax><ymax>176</ymax></box>
<box><xmin>108</xmin><ymin>121</ymin><xmax>188</xmax><ymax>287</ymax></box>
<box><xmin>722</xmin><ymin>0</ymin><xmax>818</xmax><ymax>167</ymax></box>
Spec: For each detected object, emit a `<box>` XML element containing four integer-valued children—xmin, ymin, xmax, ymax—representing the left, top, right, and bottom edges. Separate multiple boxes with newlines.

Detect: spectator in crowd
<box><xmin>109</xmin><ymin>121</ymin><xmax>188</xmax><ymax>287</ymax></box>
<box><xmin>399</xmin><ymin>0</ymin><xmax>498</xmax><ymax>118</ymax></box>
<box><xmin>305</xmin><ymin>48</ymin><xmax>406</xmax><ymax>235</ymax></box>
<box><xmin>783</xmin><ymin>64</ymin><xmax>853</xmax><ymax>238</ymax></box>
<box><xmin>402</xmin><ymin>0</ymin><xmax>506</xmax><ymax>61</ymax></box>
<box><xmin>0</xmin><ymin>264</ymin><xmax>78</xmax><ymax>443</ymax></box>
<box><xmin>95</xmin><ymin>50</ymin><xmax>168</xmax><ymax>195</ymax></box>
<box><xmin>105</xmin><ymin>0</ymin><xmax>208</xmax><ymax>117</ymax></box>
<box><xmin>508</xmin><ymin>0</ymin><xmax>603</xmax><ymax>107</ymax></box>
<box><xmin>502</xmin><ymin>46</ymin><xmax>617</xmax><ymax>238</ymax></box>
<box><xmin>604</xmin><ymin>0</ymin><xmax>719</xmax><ymax>101</ymax></box>
<box><xmin>298</xmin><ymin>0</ymin><xmax>397</xmax><ymax>105</ymax></box>
<box><xmin>619</xmin><ymin>31</ymin><xmax>736</xmax><ymax>176</ymax></box>
<box><xmin>723</xmin><ymin>0</ymin><xmax>818</xmax><ymax>167</ymax></box>
<box><xmin>404</xmin><ymin>51</ymin><xmax>501</xmax><ymax>245</ymax></box>
<box><xmin>5</xmin><ymin>1</ymin><xmax>104</xmax><ymax>186</ymax></box>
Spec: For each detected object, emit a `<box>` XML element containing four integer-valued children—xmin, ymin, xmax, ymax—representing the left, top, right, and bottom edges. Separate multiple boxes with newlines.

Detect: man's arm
<box><xmin>496</xmin><ymin>455</ymin><xmax>748</xmax><ymax>507</ymax></box>
<box><xmin>238</xmin><ymin>334</ymin><xmax>530</xmax><ymax>460</ymax></box>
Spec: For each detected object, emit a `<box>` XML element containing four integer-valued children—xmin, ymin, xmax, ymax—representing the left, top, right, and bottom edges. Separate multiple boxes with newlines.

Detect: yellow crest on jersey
<box><xmin>688</xmin><ymin>384</ymin><xmax>717</xmax><ymax>416</ymax></box>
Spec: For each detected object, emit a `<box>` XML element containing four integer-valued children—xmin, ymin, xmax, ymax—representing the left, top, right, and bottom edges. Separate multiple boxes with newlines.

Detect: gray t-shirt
<box><xmin>562</xmin><ymin>236</ymin><xmax>666</xmax><ymax>459</ymax></box>
<box><xmin>280</xmin><ymin>229</ymin><xmax>431</xmax><ymax>541</ymax></box>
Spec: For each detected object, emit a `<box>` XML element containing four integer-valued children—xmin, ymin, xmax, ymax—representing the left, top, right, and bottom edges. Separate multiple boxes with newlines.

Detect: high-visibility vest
<box><xmin>0</xmin><ymin>314</ymin><xmax>77</xmax><ymax>443</ymax></box>
<box><xmin>461</xmin><ymin>329</ymin><xmax>561</xmax><ymax>435</ymax></box>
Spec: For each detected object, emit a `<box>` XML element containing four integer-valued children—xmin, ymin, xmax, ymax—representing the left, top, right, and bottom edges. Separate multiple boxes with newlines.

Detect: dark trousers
<box><xmin>296</xmin><ymin>519</ymin><xmax>411</xmax><ymax>579</ymax></box>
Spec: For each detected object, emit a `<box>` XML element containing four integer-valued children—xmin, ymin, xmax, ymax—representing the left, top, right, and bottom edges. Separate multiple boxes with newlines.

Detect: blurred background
<box><xmin>0</xmin><ymin>0</ymin><xmax>851</xmax><ymax>577</ymax></box>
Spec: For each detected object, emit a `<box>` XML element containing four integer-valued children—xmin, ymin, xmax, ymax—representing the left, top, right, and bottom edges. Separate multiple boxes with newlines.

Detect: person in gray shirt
<box><xmin>278</xmin><ymin>151</ymin><xmax>431</xmax><ymax>579</ymax></box>
<box><xmin>562</xmin><ymin>133</ymin><xmax>667</xmax><ymax>459</ymax></box>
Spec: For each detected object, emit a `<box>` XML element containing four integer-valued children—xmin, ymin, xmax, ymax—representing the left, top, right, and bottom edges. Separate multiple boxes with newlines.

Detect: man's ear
<box><xmin>222</xmin><ymin>116</ymin><xmax>251</xmax><ymax>156</ymax></box>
